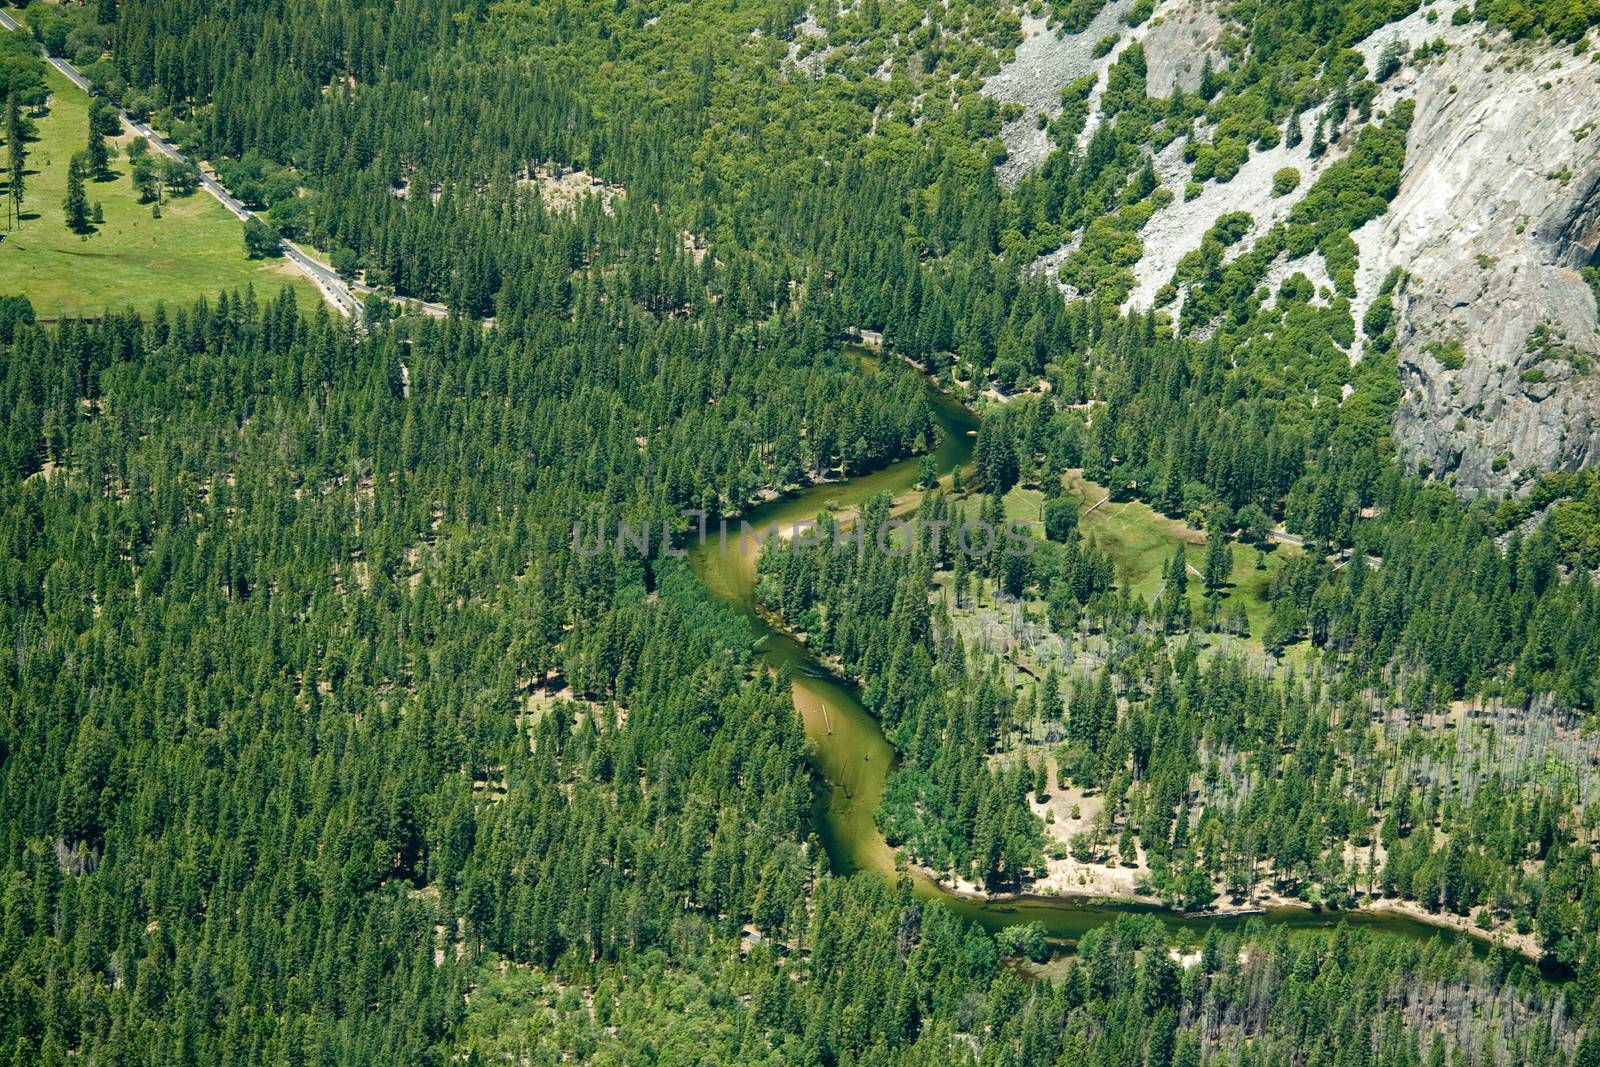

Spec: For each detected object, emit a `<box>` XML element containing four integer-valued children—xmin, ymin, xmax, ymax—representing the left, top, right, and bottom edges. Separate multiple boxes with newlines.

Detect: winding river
<box><xmin>687</xmin><ymin>352</ymin><xmax>1555</xmax><ymax>969</ymax></box>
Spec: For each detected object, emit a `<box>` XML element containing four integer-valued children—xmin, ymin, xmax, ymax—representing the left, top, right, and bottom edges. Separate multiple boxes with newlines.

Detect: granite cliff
<box><xmin>989</xmin><ymin>0</ymin><xmax>1600</xmax><ymax>494</ymax></box>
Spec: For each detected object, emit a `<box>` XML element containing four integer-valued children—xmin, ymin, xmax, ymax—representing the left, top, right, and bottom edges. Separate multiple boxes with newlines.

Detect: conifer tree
<box><xmin>87</xmin><ymin>127</ymin><xmax>110</xmax><ymax>181</ymax></box>
<box><xmin>1203</xmin><ymin>530</ymin><xmax>1231</xmax><ymax>595</ymax></box>
<box><xmin>1166</xmin><ymin>544</ymin><xmax>1188</xmax><ymax>596</ymax></box>
<box><xmin>63</xmin><ymin>155</ymin><xmax>89</xmax><ymax>232</ymax></box>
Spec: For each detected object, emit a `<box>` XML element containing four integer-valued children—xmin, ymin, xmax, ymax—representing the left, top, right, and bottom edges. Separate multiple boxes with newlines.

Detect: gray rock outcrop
<box><xmin>1361</xmin><ymin>28</ymin><xmax>1600</xmax><ymax>492</ymax></box>
<box><xmin>1140</xmin><ymin>1</ymin><xmax>1226</xmax><ymax>95</ymax></box>
<box><xmin>985</xmin><ymin>0</ymin><xmax>1600</xmax><ymax>495</ymax></box>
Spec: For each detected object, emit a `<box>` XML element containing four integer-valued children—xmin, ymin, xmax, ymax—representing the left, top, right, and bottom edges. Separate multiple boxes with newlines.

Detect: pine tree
<box><xmin>1166</xmin><ymin>544</ymin><xmax>1188</xmax><ymax>596</ymax></box>
<box><xmin>1376</xmin><ymin>39</ymin><xmax>1407</xmax><ymax>82</ymax></box>
<box><xmin>87</xmin><ymin>127</ymin><xmax>110</xmax><ymax>181</ymax></box>
<box><xmin>1329</xmin><ymin>79</ymin><xmax>1350</xmax><ymax>127</ymax></box>
<box><xmin>63</xmin><ymin>156</ymin><xmax>90</xmax><ymax>232</ymax></box>
<box><xmin>1203</xmin><ymin>530</ymin><xmax>1231</xmax><ymax>595</ymax></box>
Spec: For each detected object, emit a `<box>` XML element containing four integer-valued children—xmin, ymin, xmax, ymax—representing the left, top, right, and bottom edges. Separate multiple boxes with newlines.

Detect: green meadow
<box><xmin>1046</xmin><ymin>471</ymin><xmax>1298</xmax><ymax>649</ymax></box>
<box><xmin>1</xmin><ymin>59</ymin><xmax>316</xmax><ymax>318</ymax></box>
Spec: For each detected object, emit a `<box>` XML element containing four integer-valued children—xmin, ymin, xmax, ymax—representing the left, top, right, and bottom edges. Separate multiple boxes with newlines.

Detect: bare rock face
<box><xmin>984</xmin><ymin>0</ymin><xmax>1231</xmax><ymax>189</ymax></box>
<box><xmin>1361</xmin><ymin>28</ymin><xmax>1600</xmax><ymax>493</ymax></box>
<box><xmin>1139</xmin><ymin>1</ymin><xmax>1226</xmax><ymax>95</ymax></box>
<box><xmin>988</xmin><ymin>0</ymin><xmax>1600</xmax><ymax>495</ymax></box>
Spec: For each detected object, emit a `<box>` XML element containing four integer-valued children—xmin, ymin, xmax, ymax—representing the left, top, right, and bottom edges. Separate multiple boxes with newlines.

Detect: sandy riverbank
<box><xmin>907</xmin><ymin>754</ymin><xmax>1546</xmax><ymax>962</ymax></box>
<box><xmin>912</xmin><ymin>860</ymin><xmax>1545</xmax><ymax>962</ymax></box>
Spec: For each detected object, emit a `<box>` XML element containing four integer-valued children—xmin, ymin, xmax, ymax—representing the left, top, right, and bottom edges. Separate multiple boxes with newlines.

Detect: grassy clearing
<box><xmin>932</xmin><ymin>566</ymin><xmax>1088</xmax><ymax>685</ymax></box>
<box><xmin>1060</xmin><ymin>471</ymin><xmax>1204</xmax><ymax>602</ymax></box>
<box><xmin>0</xmin><ymin>61</ymin><xmax>316</xmax><ymax>318</ymax></box>
<box><xmin>1052</xmin><ymin>471</ymin><xmax>1300</xmax><ymax>654</ymax></box>
<box><xmin>1000</xmin><ymin>484</ymin><xmax>1045</xmax><ymax>536</ymax></box>
<box><xmin>934</xmin><ymin>474</ymin><xmax>1317</xmax><ymax>742</ymax></box>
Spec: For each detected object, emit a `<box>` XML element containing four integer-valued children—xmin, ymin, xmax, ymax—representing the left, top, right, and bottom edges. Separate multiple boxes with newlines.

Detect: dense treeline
<box><xmin>30</xmin><ymin>274</ymin><xmax>1579</xmax><ymax>1063</ymax></box>
<box><xmin>803</xmin><ymin>305</ymin><xmax>1600</xmax><ymax>967</ymax></box>
<box><xmin>973</xmin><ymin>311</ymin><xmax>1600</xmax><ymax>708</ymax></box>
<box><xmin>0</xmin><ymin>282</ymin><xmax>935</xmax><ymax>1061</ymax></box>
<box><xmin>459</xmin><ymin>886</ymin><xmax>1587</xmax><ymax>1066</ymax></box>
<box><xmin>51</xmin><ymin>0</ymin><xmax>1020</xmax><ymax>324</ymax></box>
<box><xmin>759</xmin><ymin>493</ymin><xmax>1054</xmax><ymax>887</ymax></box>
<box><xmin>765</xmin><ymin>387</ymin><xmax>1600</xmax><ymax>973</ymax></box>
<box><xmin>5</xmin><ymin>0</ymin><xmax>1600</xmax><ymax>1059</ymax></box>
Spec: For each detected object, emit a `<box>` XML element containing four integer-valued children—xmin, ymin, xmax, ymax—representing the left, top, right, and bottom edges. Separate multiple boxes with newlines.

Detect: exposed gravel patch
<box><xmin>982</xmin><ymin>0</ymin><xmax>1136</xmax><ymax>188</ymax></box>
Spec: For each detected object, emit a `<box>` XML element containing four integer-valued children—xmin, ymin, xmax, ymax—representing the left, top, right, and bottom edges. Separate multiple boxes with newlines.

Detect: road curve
<box><xmin>1</xmin><ymin>9</ymin><xmax>373</xmax><ymax>318</ymax></box>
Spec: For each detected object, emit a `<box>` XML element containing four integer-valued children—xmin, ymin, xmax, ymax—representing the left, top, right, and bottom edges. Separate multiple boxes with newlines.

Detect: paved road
<box><xmin>1</xmin><ymin>9</ymin><xmax>375</xmax><ymax>318</ymax></box>
<box><xmin>0</xmin><ymin>8</ymin><xmax>91</xmax><ymax>90</ymax></box>
<box><xmin>346</xmin><ymin>270</ymin><xmax>450</xmax><ymax>318</ymax></box>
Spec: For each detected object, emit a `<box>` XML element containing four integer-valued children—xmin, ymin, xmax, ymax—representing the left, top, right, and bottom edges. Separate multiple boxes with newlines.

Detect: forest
<box><xmin>4</xmin><ymin>0</ymin><xmax>1600</xmax><ymax>1061</ymax></box>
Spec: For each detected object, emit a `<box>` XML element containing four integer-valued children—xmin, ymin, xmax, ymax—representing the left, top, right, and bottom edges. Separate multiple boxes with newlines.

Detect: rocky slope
<box><xmin>987</xmin><ymin>0</ymin><xmax>1600</xmax><ymax>494</ymax></box>
<box><xmin>982</xmin><ymin>1</ymin><xmax>1138</xmax><ymax>187</ymax></box>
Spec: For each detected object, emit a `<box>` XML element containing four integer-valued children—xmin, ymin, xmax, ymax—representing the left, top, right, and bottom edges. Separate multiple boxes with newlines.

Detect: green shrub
<box><xmin>1426</xmin><ymin>338</ymin><xmax>1465</xmax><ymax>370</ymax></box>
<box><xmin>1283</xmin><ymin>101</ymin><xmax>1414</xmax><ymax>289</ymax></box>
<box><xmin>995</xmin><ymin>922</ymin><xmax>1050</xmax><ymax>962</ymax></box>
<box><xmin>1209</xmin><ymin>137</ymin><xmax>1250</xmax><ymax>182</ymax></box>
<box><xmin>1362</xmin><ymin>267</ymin><xmax>1404</xmax><ymax>353</ymax></box>
<box><xmin>1474</xmin><ymin>0</ymin><xmax>1598</xmax><ymax>40</ymax></box>
<box><xmin>1052</xmin><ymin>0</ymin><xmax>1113</xmax><ymax>33</ymax></box>
<box><xmin>1211</xmin><ymin>211</ymin><xmax>1252</xmax><ymax>247</ymax></box>
<box><xmin>242</xmin><ymin>217</ymin><xmax>282</xmax><ymax>259</ymax></box>
<box><xmin>1272</xmin><ymin>167</ymin><xmax>1301</xmax><ymax>196</ymax></box>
